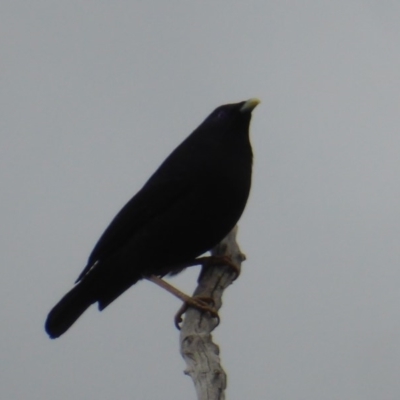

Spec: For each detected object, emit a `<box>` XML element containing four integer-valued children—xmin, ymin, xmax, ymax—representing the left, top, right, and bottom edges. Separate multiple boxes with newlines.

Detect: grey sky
<box><xmin>2</xmin><ymin>1</ymin><xmax>400</xmax><ymax>399</ymax></box>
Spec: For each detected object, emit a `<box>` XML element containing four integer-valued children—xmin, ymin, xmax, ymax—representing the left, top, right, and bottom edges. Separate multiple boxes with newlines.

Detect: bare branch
<box><xmin>179</xmin><ymin>226</ymin><xmax>245</xmax><ymax>400</ymax></box>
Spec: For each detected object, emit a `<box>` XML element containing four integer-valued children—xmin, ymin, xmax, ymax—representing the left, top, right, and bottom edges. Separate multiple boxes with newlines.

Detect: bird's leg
<box><xmin>169</xmin><ymin>255</ymin><xmax>241</xmax><ymax>328</ymax></box>
<box><xmin>147</xmin><ymin>275</ymin><xmax>200</xmax><ymax>304</ymax></box>
<box><xmin>146</xmin><ymin>275</ymin><xmax>219</xmax><ymax>329</ymax></box>
<box><xmin>146</xmin><ymin>254</ymin><xmax>240</xmax><ymax>329</ymax></box>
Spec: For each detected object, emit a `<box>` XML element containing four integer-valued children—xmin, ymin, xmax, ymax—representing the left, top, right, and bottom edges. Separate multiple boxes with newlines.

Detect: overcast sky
<box><xmin>2</xmin><ymin>1</ymin><xmax>400</xmax><ymax>399</ymax></box>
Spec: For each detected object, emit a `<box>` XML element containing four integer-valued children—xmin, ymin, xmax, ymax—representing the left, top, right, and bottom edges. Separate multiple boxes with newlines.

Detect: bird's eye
<box><xmin>216</xmin><ymin>110</ymin><xmax>227</xmax><ymax>119</ymax></box>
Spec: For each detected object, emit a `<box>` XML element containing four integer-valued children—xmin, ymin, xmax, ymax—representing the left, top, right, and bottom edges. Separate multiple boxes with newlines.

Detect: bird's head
<box><xmin>201</xmin><ymin>98</ymin><xmax>260</xmax><ymax>137</ymax></box>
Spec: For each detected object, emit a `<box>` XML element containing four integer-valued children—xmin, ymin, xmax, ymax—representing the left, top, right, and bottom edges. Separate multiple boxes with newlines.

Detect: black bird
<box><xmin>45</xmin><ymin>98</ymin><xmax>260</xmax><ymax>338</ymax></box>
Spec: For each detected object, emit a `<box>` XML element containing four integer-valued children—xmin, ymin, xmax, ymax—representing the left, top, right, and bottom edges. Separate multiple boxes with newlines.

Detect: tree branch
<box><xmin>179</xmin><ymin>226</ymin><xmax>246</xmax><ymax>400</ymax></box>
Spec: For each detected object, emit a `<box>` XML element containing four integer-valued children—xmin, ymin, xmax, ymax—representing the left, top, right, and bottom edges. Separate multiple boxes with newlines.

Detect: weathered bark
<box><xmin>179</xmin><ymin>226</ymin><xmax>245</xmax><ymax>400</ymax></box>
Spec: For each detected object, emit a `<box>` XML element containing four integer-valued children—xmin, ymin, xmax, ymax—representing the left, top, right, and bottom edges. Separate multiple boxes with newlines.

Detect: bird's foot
<box><xmin>174</xmin><ymin>296</ymin><xmax>220</xmax><ymax>330</ymax></box>
<box><xmin>197</xmin><ymin>255</ymin><xmax>241</xmax><ymax>281</ymax></box>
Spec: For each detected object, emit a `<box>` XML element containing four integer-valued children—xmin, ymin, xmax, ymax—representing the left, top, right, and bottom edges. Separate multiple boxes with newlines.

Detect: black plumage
<box><xmin>45</xmin><ymin>98</ymin><xmax>260</xmax><ymax>338</ymax></box>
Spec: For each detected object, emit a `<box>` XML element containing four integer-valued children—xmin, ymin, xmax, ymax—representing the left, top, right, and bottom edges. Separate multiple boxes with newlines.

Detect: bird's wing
<box><xmin>76</xmin><ymin>177</ymin><xmax>190</xmax><ymax>283</ymax></box>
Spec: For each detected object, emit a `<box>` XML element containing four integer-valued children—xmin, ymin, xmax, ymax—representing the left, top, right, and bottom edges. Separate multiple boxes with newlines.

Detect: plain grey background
<box><xmin>2</xmin><ymin>1</ymin><xmax>400</xmax><ymax>399</ymax></box>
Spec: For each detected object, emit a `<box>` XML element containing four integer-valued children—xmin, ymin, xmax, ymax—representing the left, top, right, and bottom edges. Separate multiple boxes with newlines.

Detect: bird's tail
<box><xmin>45</xmin><ymin>283</ymin><xmax>94</xmax><ymax>339</ymax></box>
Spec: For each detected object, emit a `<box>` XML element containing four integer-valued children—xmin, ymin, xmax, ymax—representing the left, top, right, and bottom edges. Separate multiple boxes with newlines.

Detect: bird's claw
<box><xmin>174</xmin><ymin>296</ymin><xmax>220</xmax><ymax>330</ymax></box>
<box><xmin>202</xmin><ymin>255</ymin><xmax>241</xmax><ymax>281</ymax></box>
